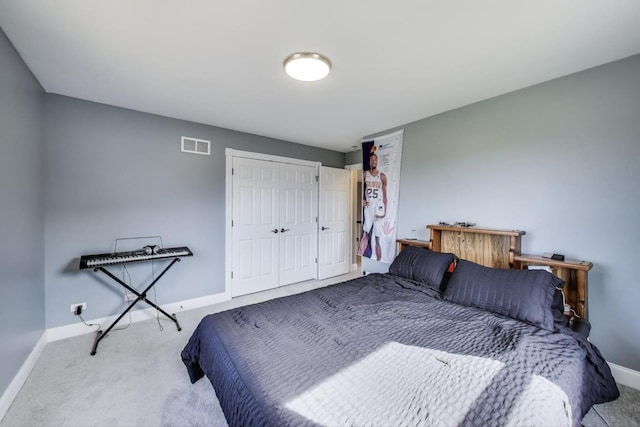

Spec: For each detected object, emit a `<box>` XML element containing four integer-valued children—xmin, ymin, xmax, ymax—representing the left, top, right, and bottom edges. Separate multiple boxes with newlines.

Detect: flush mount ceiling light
<box><xmin>283</xmin><ymin>52</ymin><xmax>331</xmax><ymax>82</ymax></box>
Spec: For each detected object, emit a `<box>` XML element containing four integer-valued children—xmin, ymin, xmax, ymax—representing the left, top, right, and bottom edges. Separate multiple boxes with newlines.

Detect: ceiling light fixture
<box><xmin>284</xmin><ymin>52</ymin><xmax>331</xmax><ymax>82</ymax></box>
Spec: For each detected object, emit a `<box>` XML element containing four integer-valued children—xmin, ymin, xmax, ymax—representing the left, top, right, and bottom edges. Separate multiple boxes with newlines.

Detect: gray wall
<box><xmin>0</xmin><ymin>30</ymin><xmax>45</xmax><ymax>396</ymax></box>
<box><xmin>43</xmin><ymin>95</ymin><xmax>345</xmax><ymax>328</ymax></box>
<box><xmin>362</xmin><ymin>54</ymin><xmax>640</xmax><ymax>371</ymax></box>
<box><xmin>344</xmin><ymin>150</ymin><xmax>362</xmax><ymax>166</ymax></box>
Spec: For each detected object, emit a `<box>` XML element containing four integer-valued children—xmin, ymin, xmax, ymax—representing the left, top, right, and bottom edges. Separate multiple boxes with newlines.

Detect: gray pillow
<box><xmin>443</xmin><ymin>259</ymin><xmax>563</xmax><ymax>331</ymax></box>
<box><xmin>389</xmin><ymin>246</ymin><xmax>455</xmax><ymax>291</ymax></box>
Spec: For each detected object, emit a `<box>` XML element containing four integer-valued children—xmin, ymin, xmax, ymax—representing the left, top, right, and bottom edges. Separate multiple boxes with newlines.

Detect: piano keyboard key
<box><xmin>79</xmin><ymin>246</ymin><xmax>193</xmax><ymax>269</ymax></box>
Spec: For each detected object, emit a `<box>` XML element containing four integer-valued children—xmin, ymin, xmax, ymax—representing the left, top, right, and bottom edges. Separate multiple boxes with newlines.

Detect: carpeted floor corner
<box><xmin>582</xmin><ymin>383</ymin><xmax>640</xmax><ymax>427</ymax></box>
<box><xmin>1</xmin><ymin>306</ymin><xmax>228</xmax><ymax>427</ymax></box>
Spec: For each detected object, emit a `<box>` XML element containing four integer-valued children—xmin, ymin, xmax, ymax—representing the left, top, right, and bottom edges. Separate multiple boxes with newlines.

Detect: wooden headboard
<box><xmin>397</xmin><ymin>224</ymin><xmax>592</xmax><ymax>320</ymax></box>
<box><xmin>427</xmin><ymin>225</ymin><xmax>524</xmax><ymax>269</ymax></box>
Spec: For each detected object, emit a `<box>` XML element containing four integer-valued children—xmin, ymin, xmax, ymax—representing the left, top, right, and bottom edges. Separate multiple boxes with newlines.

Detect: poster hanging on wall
<box><xmin>357</xmin><ymin>129</ymin><xmax>404</xmax><ymax>264</ymax></box>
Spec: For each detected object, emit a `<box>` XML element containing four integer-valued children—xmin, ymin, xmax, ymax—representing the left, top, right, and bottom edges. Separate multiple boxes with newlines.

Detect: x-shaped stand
<box><xmin>90</xmin><ymin>258</ymin><xmax>182</xmax><ymax>355</ymax></box>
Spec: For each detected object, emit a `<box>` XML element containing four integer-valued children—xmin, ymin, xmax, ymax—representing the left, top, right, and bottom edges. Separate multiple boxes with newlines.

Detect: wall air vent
<box><xmin>181</xmin><ymin>136</ymin><xmax>211</xmax><ymax>155</ymax></box>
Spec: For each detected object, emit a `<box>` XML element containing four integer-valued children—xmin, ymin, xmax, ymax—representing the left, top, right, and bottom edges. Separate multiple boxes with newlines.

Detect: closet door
<box><xmin>318</xmin><ymin>167</ymin><xmax>351</xmax><ymax>279</ymax></box>
<box><xmin>279</xmin><ymin>164</ymin><xmax>318</xmax><ymax>286</ymax></box>
<box><xmin>231</xmin><ymin>157</ymin><xmax>280</xmax><ymax>297</ymax></box>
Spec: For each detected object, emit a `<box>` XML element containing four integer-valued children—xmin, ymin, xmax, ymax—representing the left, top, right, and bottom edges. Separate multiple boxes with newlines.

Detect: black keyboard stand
<box><xmin>90</xmin><ymin>257</ymin><xmax>183</xmax><ymax>355</ymax></box>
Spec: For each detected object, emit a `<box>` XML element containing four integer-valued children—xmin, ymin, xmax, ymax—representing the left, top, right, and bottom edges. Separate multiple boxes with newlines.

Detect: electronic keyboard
<box><xmin>79</xmin><ymin>246</ymin><xmax>193</xmax><ymax>269</ymax></box>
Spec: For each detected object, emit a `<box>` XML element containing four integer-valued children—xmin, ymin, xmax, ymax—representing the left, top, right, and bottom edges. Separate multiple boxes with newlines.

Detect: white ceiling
<box><xmin>1</xmin><ymin>1</ymin><xmax>639</xmax><ymax>153</ymax></box>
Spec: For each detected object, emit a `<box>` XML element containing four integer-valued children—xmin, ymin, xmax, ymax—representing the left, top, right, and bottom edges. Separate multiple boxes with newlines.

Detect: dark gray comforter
<box><xmin>182</xmin><ymin>273</ymin><xmax>619</xmax><ymax>427</ymax></box>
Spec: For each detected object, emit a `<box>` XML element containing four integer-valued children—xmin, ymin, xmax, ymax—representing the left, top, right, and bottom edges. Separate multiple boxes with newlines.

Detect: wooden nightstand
<box><xmin>396</xmin><ymin>238</ymin><xmax>431</xmax><ymax>253</ymax></box>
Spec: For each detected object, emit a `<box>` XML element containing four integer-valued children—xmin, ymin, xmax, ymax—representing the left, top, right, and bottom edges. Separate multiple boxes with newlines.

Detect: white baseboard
<box><xmin>0</xmin><ymin>331</ymin><xmax>47</xmax><ymax>422</ymax></box>
<box><xmin>609</xmin><ymin>362</ymin><xmax>640</xmax><ymax>390</ymax></box>
<box><xmin>47</xmin><ymin>291</ymin><xmax>230</xmax><ymax>342</ymax></box>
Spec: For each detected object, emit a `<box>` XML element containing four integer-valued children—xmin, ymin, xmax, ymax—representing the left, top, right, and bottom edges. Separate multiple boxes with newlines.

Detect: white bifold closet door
<box><xmin>279</xmin><ymin>163</ymin><xmax>318</xmax><ymax>285</ymax></box>
<box><xmin>232</xmin><ymin>157</ymin><xmax>318</xmax><ymax>297</ymax></box>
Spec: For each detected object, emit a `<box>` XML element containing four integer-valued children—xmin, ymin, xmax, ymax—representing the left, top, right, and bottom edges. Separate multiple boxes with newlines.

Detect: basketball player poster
<box><xmin>357</xmin><ymin>129</ymin><xmax>403</xmax><ymax>263</ymax></box>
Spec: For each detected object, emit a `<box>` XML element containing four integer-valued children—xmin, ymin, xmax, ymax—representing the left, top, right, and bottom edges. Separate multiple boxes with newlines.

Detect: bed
<box><xmin>181</xmin><ymin>225</ymin><xmax>619</xmax><ymax>426</ymax></box>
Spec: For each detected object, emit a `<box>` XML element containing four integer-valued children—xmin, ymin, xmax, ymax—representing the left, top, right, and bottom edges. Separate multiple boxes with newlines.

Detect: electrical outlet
<box><xmin>124</xmin><ymin>293</ymin><xmax>138</xmax><ymax>302</ymax></box>
<box><xmin>70</xmin><ymin>303</ymin><xmax>87</xmax><ymax>314</ymax></box>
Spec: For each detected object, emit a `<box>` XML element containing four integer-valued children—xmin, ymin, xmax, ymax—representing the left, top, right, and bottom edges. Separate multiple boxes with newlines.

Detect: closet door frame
<box><xmin>224</xmin><ymin>148</ymin><xmax>321</xmax><ymax>299</ymax></box>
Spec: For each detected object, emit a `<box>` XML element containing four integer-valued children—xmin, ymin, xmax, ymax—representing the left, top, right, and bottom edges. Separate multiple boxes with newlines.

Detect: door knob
<box><xmin>271</xmin><ymin>229</ymin><xmax>279</xmax><ymax>233</ymax></box>
<box><xmin>321</xmin><ymin>226</ymin><xmax>330</xmax><ymax>230</ymax></box>
<box><xmin>280</xmin><ymin>228</ymin><xmax>290</xmax><ymax>233</ymax></box>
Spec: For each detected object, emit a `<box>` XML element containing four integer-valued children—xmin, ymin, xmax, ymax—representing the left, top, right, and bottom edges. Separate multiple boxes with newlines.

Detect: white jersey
<box><xmin>363</xmin><ymin>170</ymin><xmax>385</xmax><ymax>237</ymax></box>
<box><xmin>364</xmin><ymin>170</ymin><xmax>383</xmax><ymax>205</ymax></box>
